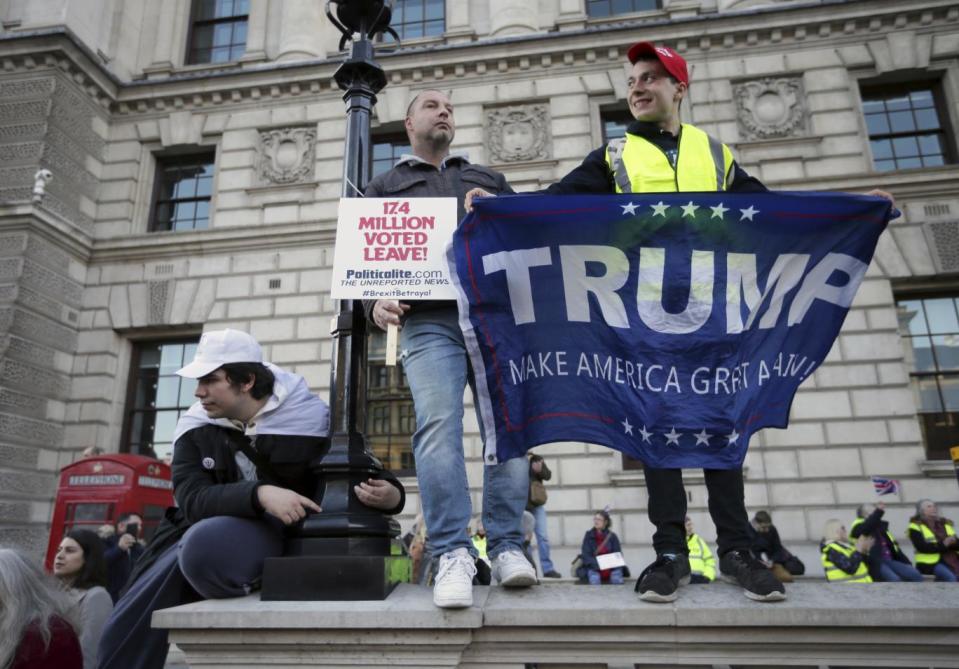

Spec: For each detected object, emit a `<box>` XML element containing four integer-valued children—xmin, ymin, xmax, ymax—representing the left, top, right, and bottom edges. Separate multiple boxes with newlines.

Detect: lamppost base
<box><xmin>261</xmin><ymin>552</ymin><xmax>409</xmax><ymax>601</ymax></box>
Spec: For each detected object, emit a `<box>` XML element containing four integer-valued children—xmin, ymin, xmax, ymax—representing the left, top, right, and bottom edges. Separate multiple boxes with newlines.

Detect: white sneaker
<box><xmin>492</xmin><ymin>550</ymin><xmax>537</xmax><ymax>587</ymax></box>
<box><xmin>433</xmin><ymin>547</ymin><xmax>476</xmax><ymax>608</ymax></box>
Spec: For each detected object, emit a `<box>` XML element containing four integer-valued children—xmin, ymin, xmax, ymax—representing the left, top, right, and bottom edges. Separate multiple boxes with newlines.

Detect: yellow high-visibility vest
<box><xmin>821</xmin><ymin>541</ymin><xmax>872</xmax><ymax>583</ymax></box>
<box><xmin>472</xmin><ymin>534</ymin><xmax>488</xmax><ymax>560</ymax></box>
<box><xmin>686</xmin><ymin>532</ymin><xmax>716</xmax><ymax>581</ymax></box>
<box><xmin>909</xmin><ymin>521</ymin><xmax>956</xmax><ymax>565</ymax></box>
<box><xmin>849</xmin><ymin>517</ymin><xmax>903</xmax><ymax>555</ymax></box>
<box><xmin>604</xmin><ymin>123</ymin><xmax>735</xmax><ymax>194</ymax></box>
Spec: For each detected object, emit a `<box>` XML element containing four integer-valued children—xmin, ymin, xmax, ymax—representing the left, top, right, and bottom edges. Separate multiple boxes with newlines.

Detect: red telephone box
<box><xmin>45</xmin><ymin>454</ymin><xmax>174</xmax><ymax>569</ymax></box>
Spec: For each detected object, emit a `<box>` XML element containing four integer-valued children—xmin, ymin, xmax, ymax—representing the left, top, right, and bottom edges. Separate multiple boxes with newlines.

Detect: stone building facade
<box><xmin>0</xmin><ymin>0</ymin><xmax>957</xmax><ymax>564</ymax></box>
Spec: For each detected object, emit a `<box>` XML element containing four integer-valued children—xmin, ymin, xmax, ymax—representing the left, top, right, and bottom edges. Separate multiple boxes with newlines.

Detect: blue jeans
<box><xmin>531</xmin><ymin>504</ymin><xmax>555</xmax><ymax>573</ymax></box>
<box><xmin>400</xmin><ymin>308</ymin><xmax>528</xmax><ymax>560</ymax></box>
<box><xmin>875</xmin><ymin>559</ymin><xmax>923</xmax><ymax>582</ymax></box>
<box><xmin>932</xmin><ymin>562</ymin><xmax>958</xmax><ymax>582</ymax></box>
<box><xmin>587</xmin><ymin>567</ymin><xmax>624</xmax><ymax>585</ymax></box>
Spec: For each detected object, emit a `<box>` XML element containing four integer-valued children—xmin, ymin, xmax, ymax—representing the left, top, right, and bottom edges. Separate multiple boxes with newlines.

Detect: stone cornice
<box><xmin>0</xmin><ymin>203</ymin><xmax>93</xmax><ymax>261</ymax></box>
<box><xmin>768</xmin><ymin>165</ymin><xmax>959</xmax><ymax>199</ymax></box>
<box><xmin>2</xmin><ymin>1</ymin><xmax>957</xmax><ymax>119</ymax></box>
<box><xmin>0</xmin><ymin>28</ymin><xmax>117</xmax><ymax>110</ymax></box>
<box><xmin>89</xmin><ymin>221</ymin><xmax>336</xmax><ymax>265</ymax></box>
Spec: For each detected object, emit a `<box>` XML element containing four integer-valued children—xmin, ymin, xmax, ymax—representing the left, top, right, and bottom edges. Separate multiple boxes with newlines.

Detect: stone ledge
<box><xmin>155</xmin><ymin>582</ymin><xmax>959</xmax><ymax>667</ymax></box>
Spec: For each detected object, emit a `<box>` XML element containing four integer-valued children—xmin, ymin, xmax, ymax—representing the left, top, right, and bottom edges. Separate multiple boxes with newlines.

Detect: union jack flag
<box><xmin>871</xmin><ymin>476</ymin><xmax>900</xmax><ymax>496</ymax></box>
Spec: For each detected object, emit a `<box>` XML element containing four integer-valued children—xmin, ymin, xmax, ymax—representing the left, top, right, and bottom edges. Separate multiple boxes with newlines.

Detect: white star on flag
<box><xmin>621</xmin><ymin>202</ymin><xmax>638</xmax><ymax>215</ymax></box>
<box><xmin>710</xmin><ymin>203</ymin><xmax>729</xmax><ymax>219</ymax></box>
<box><xmin>739</xmin><ymin>205</ymin><xmax>759</xmax><ymax>221</ymax></box>
<box><xmin>651</xmin><ymin>201</ymin><xmax>670</xmax><ymax>217</ymax></box>
<box><xmin>680</xmin><ymin>201</ymin><xmax>699</xmax><ymax>218</ymax></box>
<box><xmin>727</xmin><ymin>429</ymin><xmax>740</xmax><ymax>445</ymax></box>
<box><xmin>664</xmin><ymin>427</ymin><xmax>682</xmax><ymax>446</ymax></box>
<box><xmin>621</xmin><ymin>418</ymin><xmax>634</xmax><ymax>435</ymax></box>
<box><xmin>638</xmin><ymin>425</ymin><xmax>653</xmax><ymax>443</ymax></box>
<box><xmin>693</xmin><ymin>428</ymin><xmax>711</xmax><ymax>446</ymax></box>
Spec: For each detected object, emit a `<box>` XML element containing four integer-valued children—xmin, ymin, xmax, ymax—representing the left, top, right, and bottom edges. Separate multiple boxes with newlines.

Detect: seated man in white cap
<box><xmin>97</xmin><ymin>329</ymin><xmax>405</xmax><ymax>669</ymax></box>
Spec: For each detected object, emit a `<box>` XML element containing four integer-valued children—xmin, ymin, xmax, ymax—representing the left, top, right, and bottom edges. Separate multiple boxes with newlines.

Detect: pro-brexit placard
<box><xmin>331</xmin><ymin>197</ymin><xmax>458</xmax><ymax>300</ymax></box>
<box><xmin>448</xmin><ymin>192</ymin><xmax>892</xmax><ymax>468</ymax></box>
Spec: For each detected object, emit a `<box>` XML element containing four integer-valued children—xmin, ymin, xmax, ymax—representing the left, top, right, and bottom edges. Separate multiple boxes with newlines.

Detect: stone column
<box><xmin>444</xmin><ymin>0</ymin><xmax>474</xmax><ymax>43</ymax></box>
<box><xmin>555</xmin><ymin>0</ymin><xmax>587</xmax><ymax>32</ymax></box>
<box><xmin>276</xmin><ymin>1</ymin><xmax>323</xmax><ymax>62</ymax></box>
<box><xmin>144</xmin><ymin>0</ymin><xmax>191</xmax><ymax>75</ymax></box>
<box><xmin>239</xmin><ymin>0</ymin><xmax>269</xmax><ymax>64</ymax></box>
<box><xmin>489</xmin><ymin>0</ymin><xmax>537</xmax><ymax>36</ymax></box>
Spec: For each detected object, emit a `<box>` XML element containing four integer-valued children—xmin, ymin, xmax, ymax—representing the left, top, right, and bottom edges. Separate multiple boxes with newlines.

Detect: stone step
<box><xmin>154</xmin><ymin>581</ymin><xmax>959</xmax><ymax>668</ymax></box>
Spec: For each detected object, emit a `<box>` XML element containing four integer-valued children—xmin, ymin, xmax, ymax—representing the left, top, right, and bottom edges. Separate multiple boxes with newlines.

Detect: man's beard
<box><xmin>425</xmin><ymin>127</ymin><xmax>453</xmax><ymax>150</ymax></box>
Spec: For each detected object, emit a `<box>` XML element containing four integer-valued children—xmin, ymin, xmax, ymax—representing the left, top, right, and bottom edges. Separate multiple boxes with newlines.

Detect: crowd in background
<box><xmin>0</xmin><ymin>513</ymin><xmax>147</xmax><ymax>669</ymax></box>
<box><xmin>568</xmin><ymin>499</ymin><xmax>958</xmax><ymax>586</ymax></box>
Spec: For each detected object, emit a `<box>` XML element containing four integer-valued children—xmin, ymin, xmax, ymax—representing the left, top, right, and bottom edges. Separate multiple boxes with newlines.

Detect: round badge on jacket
<box><xmin>201</xmin><ymin>457</ymin><xmax>215</xmax><ymax>470</ymax></box>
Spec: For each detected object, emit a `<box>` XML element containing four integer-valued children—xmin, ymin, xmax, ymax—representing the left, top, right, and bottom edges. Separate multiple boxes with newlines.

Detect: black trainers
<box><xmin>634</xmin><ymin>553</ymin><xmax>691</xmax><ymax>603</ymax></box>
<box><xmin>543</xmin><ymin>570</ymin><xmax>562</xmax><ymax>578</ymax></box>
<box><xmin>719</xmin><ymin>550</ymin><xmax>787</xmax><ymax>602</ymax></box>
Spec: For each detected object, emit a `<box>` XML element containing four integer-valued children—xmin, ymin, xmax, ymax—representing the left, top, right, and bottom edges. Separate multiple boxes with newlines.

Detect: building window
<box><xmin>372</xmin><ymin>134</ymin><xmax>410</xmax><ymax>179</ymax></box>
<box><xmin>861</xmin><ymin>84</ymin><xmax>952</xmax><ymax>171</ymax></box>
<box><xmin>390</xmin><ymin>0</ymin><xmax>444</xmax><ymax>40</ymax></box>
<box><xmin>601</xmin><ymin>108</ymin><xmax>633</xmax><ymax>142</ymax></box>
<box><xmin>896</xmin><ymin>295</ymin><xmax>959</xmax><ymax>460</ymax></box>
<box><xmin>151</xmin><ymin>153</ymin><xmax>215</xmax><ymax>232</ymax></box>
<box><xmin>187</xmin><ymin>0</ymin><xmax>249</xmax><ymax>65</ymax></box>
<box><xmin>122</xmin><ymin>339</ymin><xmax>200</xmax><ymax>462</ymax></box>
<box><xmin>366</xmin><ymin>330</ymin><xmax>416</xmax><ymax>475</ymax></box>
<box><xmin>587</xmin><ymin>0</ymin><xmax>661</xmax><ymax>18</ymax></box>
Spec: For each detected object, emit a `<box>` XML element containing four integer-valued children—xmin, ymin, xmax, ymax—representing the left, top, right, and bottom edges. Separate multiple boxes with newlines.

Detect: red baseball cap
<box><xmin>627</xmin><ymin>42</ymin><xmax>689</xmax><ymax>86</ymax></box>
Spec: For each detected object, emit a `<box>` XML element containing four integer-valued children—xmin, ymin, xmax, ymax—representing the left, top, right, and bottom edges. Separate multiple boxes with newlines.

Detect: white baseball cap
<box><xmin>176</xmin><ymin>329</ymin><xmax>263</xmax><ymax>379</ymax></box>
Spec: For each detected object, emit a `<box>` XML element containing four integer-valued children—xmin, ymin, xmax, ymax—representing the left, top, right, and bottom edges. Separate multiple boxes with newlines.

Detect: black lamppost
<box><xmin>261</xmin><ymin>0</ymin><xmax>404</xmax><ymax>601</ymax></box>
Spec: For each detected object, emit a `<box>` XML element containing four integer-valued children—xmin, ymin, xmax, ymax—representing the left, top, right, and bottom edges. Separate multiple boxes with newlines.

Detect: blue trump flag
<box><xmin>447</xmin><ymin>192</ymin><xmax>891</xmax><ymax>469</ymax></box>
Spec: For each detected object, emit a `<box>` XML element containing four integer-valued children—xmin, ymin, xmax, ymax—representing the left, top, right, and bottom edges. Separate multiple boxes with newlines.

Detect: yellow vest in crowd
<box><xmin>472</xmin><ymin>534</ymin><xmax>488</xmax><ymax>560</ymax></box>
<box><xmin>821</xmin><ymin>541</ymin><xmax>872</xmax><ymax>583</ymax></box>
<box><xmin>908</xmin><ymin>520</ymin><xmax>956</xmax><ymax>566</ymax></box>
<box><xmin>604</xmin><ymin>123</ymin><xmax>735</xmax><ymax>194</ymax></box>
<box><xmin>849</xmin><ymin>517</ymin><xmax>903</xmax><ymax>556</ymax></box>
<box><xmin>686</xmin><ymin>532</ymin><xmax>716</xmax><ymax>581</ymax></box>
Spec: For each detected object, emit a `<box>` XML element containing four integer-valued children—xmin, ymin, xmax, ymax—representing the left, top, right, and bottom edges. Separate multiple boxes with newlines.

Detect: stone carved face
<box><xmin>274</xmin><ymin>139</ymin><xmax>301</xmax><ymax>170</ymax></box>
<box><xmin>486</xmin><ymin>103</ymin><xmax>551</xmax><ymax>163</ymax></box>
<box><xmin>502</xmin><ymin>120</ymin><xmax>535</xmax><ymax>155</ymax></box>
<box><xmin>734</xmin><ymin>77</ymin><xmax>807</xmax><ymax>141</ymax></box>
<box><xmin>257</xmin><ymin>127</ymin><xmax>317</xmax><ymax>184</ymax></box>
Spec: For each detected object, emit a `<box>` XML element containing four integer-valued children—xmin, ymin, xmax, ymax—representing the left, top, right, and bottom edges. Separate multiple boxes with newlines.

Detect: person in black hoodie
<box><xmin>96</xmin><ymin>330</ymin><xmax>405</xmax><ymax>669</ymax></box>
<box><xmin>850</xmin><ymin>501</ymin><xmax>922</xmax><ymax>582</ymax></box>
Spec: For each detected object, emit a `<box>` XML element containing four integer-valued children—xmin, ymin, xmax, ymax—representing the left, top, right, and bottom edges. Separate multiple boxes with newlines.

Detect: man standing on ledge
<box><xmin>466</xmin><ymin>42</ymin><xmax>894</xmax><ymax>604</ymax></box>
<box><xmin>363</xmin><ymin>89</ymin><xmax>535</xmax><ymax>609</ymax></box>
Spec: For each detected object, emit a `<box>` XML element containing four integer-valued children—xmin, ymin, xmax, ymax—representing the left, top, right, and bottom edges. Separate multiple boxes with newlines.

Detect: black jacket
<box><xmin>579</xmin><ymin>529</ymin><xmax>623</xmax><ymax>572</ymax></box>
<box><xmin>103</xmin><ymin>534</ymin><xmax>145</xmax><ymax>603</ymax></box>
<box><xmin>748</xmin><ymin>524</ymin><xmax>793</xmax><ymax>565</ymax></box>
<box><xmin>125</xmin><ymin>425</ymin><xmax>405</xmax><ymax>589</ymax></box>
<box><xmin>849</xmin><ymin>508</ymin><xmax>911</xmax><ymax>580</ymax></box>
<box><xmin>544</xmin><ymin>120</ymin><xmax>767</xmax><ymax>195</ymax></box>
<box><xmin>361</xmin><ymin>155</ymin><xmax>513</xmax><ymax>322</ymax></box>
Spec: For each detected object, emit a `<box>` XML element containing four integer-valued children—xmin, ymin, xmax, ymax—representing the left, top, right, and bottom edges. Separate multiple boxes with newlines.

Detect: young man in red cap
<box><xmin>466</xmin><ymin>41</ymin><xmax>894</xmax><ymax>604</ymax></box>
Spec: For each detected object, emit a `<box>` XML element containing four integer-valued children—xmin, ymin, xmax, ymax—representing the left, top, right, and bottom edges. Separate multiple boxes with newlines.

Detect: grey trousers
<box><xmin>96</xmin><ymin>516</ymin><xmax>283</xmax><ymax>669</ymax></box>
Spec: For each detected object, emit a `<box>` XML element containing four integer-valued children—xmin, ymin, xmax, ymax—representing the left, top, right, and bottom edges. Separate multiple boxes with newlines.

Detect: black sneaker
<box><xmin>634</xmin><ymin>554</ymin><xmax>691</xmax><ymax>603</ymax></box>
<box><xmin>543</xmin><ymin>570</ymin><xmax>562</xmax><ymax>578</ymax></box>
<box><xmin>719</xmin><ymin>550</ymin><xmax>787</xmax><ymax>602</ymax></box>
